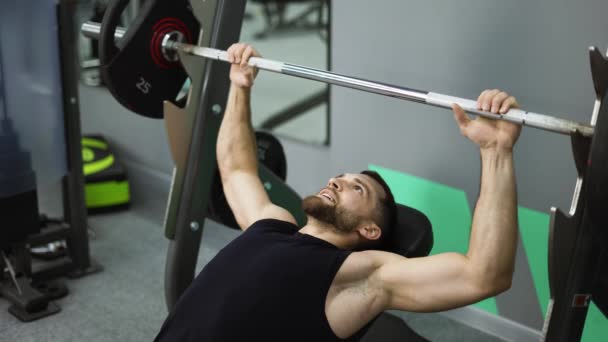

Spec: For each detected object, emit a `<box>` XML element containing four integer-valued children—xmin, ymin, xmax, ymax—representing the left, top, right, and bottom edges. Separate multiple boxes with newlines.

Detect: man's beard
<box><xmin>302</xmin><ymin>195</ymin><xmax>361</xmax><ymax>233</ymax></box>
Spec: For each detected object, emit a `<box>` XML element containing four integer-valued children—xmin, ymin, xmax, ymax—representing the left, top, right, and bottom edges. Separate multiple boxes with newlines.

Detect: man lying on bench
<box><xmin>154</xmin><ymin>43</ymin><xmax>521</xmax><ymax>342</ymax></box>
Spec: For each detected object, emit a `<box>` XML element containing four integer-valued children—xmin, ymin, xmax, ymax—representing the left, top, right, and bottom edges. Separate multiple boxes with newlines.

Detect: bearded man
<box><xmin>154</xmin><ymin>43</ymin><xmax>521</xmax><ymax>341</ymax></box>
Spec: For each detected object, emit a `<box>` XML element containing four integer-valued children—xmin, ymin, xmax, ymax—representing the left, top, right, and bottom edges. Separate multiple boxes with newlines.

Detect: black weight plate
<box><xmin>99</xmin><ymin>0</ymin><xmax>198</xmax><ymax>118</ymax></box>
<box><xmin>208</xmin><ymin>168</ymin><xmax>238</xmax><ymax>229</ymax></box>
<box><xmin>254</xmin><ymin>131</ymin><xmax>287</xmax><ymax>180</ymax></box>
<box><xmin>586</xmin><ymin>91</ymin><xmax>608</xmax><ymax>245</ymax></box>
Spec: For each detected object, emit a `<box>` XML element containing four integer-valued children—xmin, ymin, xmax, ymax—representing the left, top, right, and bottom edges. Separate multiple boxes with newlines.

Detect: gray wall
<box><xmin>331</xmin><ymin>0</ymin><xmax>607</xmax><ymax>214</ymax></box>
<box><xmin>78</xmin><ymin>0</ymin><xmax>608</xmax><ymax>340</ymax></box>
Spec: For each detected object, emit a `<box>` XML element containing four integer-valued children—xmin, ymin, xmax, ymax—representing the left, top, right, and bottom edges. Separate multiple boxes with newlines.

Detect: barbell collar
<box><xmin>82</xmin><ymin>21</ymin><xmax>125</xmax><ymax>42</ymax></box>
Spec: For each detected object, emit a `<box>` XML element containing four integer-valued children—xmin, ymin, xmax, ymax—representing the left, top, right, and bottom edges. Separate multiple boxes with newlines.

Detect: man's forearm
<box><xmin>216</xmin><ymin>84</ymin><xmax>258</xmax><ymax>175</ymax></box>
<box><xmin>466</xmin><ymin>148</ymin><xmax>518</xmax><ymax>290</ymax></box>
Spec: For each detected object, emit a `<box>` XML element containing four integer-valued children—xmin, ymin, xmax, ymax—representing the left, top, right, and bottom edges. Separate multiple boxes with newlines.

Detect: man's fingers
<box><xmin>241</xmin><ymin>46</ymin><xmax>254</xmax><ymax>68</ymax></box>
<box><xmin>235</xmin><ymin>45</ymin><xmax>246</xmax><ymax>64</ymax></box>
<box><xmin>251</xmin><ymin>47</ymin><xmax>261</xmax><ymax>58</ymax></box>
<box><xmin>491</xmin><ymin>91</ymin><xmax>509</xmax><ymax>113</ymax></box>
<box><xmin>480</xmin><ymin>89</ymin><xmax>500</xmax><ymax>112</ymax></box>
<box><xmin>245</xmin><ymin>45</ymin><xmax>261</xmax><ymax>59</ymax></box>
<box><xmin>477</xmin><ymin>90</ymin><xmax>489</xmax><ymax>110</ymax></box>
<box><xmin>499</xmin><ymin>96</ymin><xmax>519</xmax><ymax>114</ymax></box>
<box><xmin>227</xmin><ymin>44</ymin><xmax>236</xmax><ymax>63</ymax></box>
<box><xmin>229</xmin><ymin>43</ymin><xmax>246</xmax><ymax>64</ymax></box>
<box><xmin>478</xmin><ymin>90</ymin><xmax>493</xmax><ymax>110</ymax></box>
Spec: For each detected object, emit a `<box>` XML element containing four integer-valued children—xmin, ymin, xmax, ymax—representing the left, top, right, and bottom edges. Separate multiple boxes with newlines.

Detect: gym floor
<box><xmin>1</xmin><ymin>2</ymin><xmax>505</xmax><ymax>341</ymax></box>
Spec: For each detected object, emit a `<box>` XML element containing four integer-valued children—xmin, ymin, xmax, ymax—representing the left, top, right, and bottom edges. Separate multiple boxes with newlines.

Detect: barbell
<box><xmin>81</xmin><ymin>2</ymin><xmax>608</xmax><ymax>230</ymax></box>
<box><xmin>82</xmin><ymin>20</ymin><xmax>595</xmax><ymax>137</ymax></box>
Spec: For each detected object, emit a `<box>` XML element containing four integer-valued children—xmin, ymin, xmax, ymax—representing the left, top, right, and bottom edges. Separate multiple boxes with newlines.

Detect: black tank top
<box><xmin>154</xmin><ymin>219</ymin><xmax>352</xmax><ymax>342</ymax></box>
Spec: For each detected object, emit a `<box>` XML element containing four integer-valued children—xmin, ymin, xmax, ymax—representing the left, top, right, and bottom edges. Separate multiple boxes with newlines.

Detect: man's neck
<box><xmin>299</xmin><ymin>219</ymin><xmax>356</xmax><ymax>250</ymax></box>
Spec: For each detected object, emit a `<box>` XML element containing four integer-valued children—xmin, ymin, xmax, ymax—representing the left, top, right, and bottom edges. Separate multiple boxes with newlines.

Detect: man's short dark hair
<box><xmin>361</xmin><ymin>170</ymin><xmax>397</xmax><ymax>243</ymax></box>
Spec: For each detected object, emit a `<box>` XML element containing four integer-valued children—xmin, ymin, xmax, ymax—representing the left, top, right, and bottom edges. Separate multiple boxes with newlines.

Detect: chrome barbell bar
<box><xmin>82</xmin><ymin>21</ymin><xmax>595</xmax><ymax>137</ymax></box>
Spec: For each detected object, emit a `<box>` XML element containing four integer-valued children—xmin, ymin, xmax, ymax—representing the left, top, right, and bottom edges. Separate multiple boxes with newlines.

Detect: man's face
<box><xmin>302</xmin><ymin>173</ymin><xmax>385</xmax><ymax>233</ymax></box>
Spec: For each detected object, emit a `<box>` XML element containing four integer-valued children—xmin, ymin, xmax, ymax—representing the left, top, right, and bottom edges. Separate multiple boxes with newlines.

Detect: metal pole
<box><xmin>81</xmin><ymin>21</ymin><xmax>595</xmax><ymax>137</ymax></box>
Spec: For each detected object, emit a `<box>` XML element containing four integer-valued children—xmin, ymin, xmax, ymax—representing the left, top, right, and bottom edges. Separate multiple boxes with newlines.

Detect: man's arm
<box><xmin>366</xmin><ymin>90</ymin><xmax>521</xmax><ymax>312</ymax></box>
<box><xmin>217</xmin><ymin>44</ymin><xmax>296</xmax><ymax>230</ymax></box>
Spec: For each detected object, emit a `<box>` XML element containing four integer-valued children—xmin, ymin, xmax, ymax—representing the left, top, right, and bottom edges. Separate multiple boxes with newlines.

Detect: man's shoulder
<box><xmin>334</xmin><ymin>251</ymin><xmax>380</xmax><ymax>285</ymax></box>
<box><xmin>336</xmin><ymin>250</ymin><xmax>407</xmax><ymax>285</ymax></box>
<box><xmin>346</xmin><ymin>250</ymin><xmax>405</xmax><ymax>266</ymax></box>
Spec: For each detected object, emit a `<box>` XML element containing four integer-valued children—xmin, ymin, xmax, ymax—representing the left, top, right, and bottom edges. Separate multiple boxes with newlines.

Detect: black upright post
<box><xmin>163</xmin><ymin>0</ymin><xmax>247</xmax><ymax>309</ymax></box>
<box><xmin>57</xmin><ymin>0</ymin><xmax>101</xmax><ymax>276</ymax></box>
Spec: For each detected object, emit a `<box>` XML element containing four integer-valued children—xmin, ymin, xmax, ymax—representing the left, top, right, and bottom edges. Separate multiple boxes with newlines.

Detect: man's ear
<box><xmin>358</xmin><ymin>223</ymin><xmax>381</xmax><ymax>241</ymax></box>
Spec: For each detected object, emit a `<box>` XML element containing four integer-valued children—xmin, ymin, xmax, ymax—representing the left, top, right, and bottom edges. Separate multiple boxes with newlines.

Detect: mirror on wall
<box><xmin>77</xmin><ymin>0</ymin><xmax>331</xmax><ymax>145</ymax></box>
<box><xmin>240</xmin><ymin>0</ymin><xmax>330</xmax><ymax>145</ymax></box>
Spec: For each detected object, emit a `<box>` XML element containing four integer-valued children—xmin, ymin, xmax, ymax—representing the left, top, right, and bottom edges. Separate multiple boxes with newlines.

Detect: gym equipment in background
<box><xmin>82</xmin><ymin>135</ymin><xmax>131</xmax><ymax>213</ymax></box>
<box><xmin>82</xmin><ymin>0</ymin><xmax>606</xmax><ymax>340</ymax></box>
<box><xmin>251</xmin><ymin>0</ymin><xmax>329</xmax><ymax>40</ymax></box>
<box><xmin>543</xmin><ymin>48</ymin><xmax>608</xmax><ymax>341</ymax></box>
<box><xmin>0</xmin><ymin>112</ymin><xmax>63</xmax><ymax>321</ymax></box>
<box><xmin>0</xmin><ymin>0</ymin><xmax>101</xmax><ymax>322</ymax></box>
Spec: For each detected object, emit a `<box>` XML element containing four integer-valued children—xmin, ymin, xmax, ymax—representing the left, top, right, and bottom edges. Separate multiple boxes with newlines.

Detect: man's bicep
<box><xmin>371</xmin><ymin>252</ymin><xmax>492</xmax><ymax>312</ymax></box>
<box><xmin>222</xmin><ymin>170</ymin><xmax>296</xmax><ymax>230</ymax></box>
